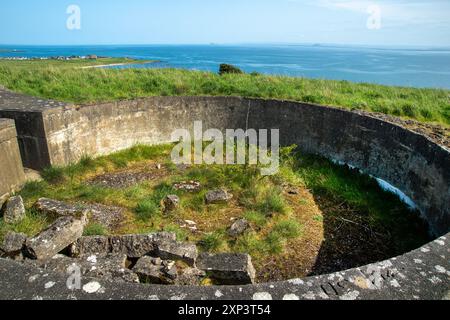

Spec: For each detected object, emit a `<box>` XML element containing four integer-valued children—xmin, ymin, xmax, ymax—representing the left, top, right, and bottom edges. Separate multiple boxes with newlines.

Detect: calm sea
<box><xmin>1</xmin><ymin>44</ymin><xmax>449</xmax><ymax>89</ymax></box>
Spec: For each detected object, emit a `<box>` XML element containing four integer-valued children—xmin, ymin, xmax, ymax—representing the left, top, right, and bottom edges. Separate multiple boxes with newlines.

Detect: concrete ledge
<box><xmin>0</xmin><ymin>235</ymin><xmax>448</xmax><ymax>300</ymax></box>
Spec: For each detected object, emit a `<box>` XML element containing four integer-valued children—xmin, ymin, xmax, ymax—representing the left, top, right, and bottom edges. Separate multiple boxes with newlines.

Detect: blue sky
<box><xmin>0</xmin><ymin>0</ymin><xmax>449</xmax><ymax>46</ymax></box>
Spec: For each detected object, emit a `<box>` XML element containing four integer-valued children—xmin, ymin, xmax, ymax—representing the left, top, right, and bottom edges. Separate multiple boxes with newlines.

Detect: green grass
<box><xmin>135</xmin><ymin>199</ymin><xmax>160</xmax><ymax>221</ymax></box>
<box><xmin>83</xmin><ymin>223</ymin><xmax>107</xmax><ymax>236</ymax></box>
<box><xmin>0</xmin><ymin>209</ymin><xmax>49</xmax><ymax>243</ymax></box>
<box><xmin>0</xmin><ymin>143</ymin><xmax>431</xmax><ymax>280</ymax></box>
<box><xmin>272</xmin><ymin>219</ymin><xmax>302</xmax><ymax>239</ymax></box>
<box><xmin>0</xmin><ymin>60</ymin><xmax>448</xmax><ymax>126</ymax></box>
<box><xmin>199</xmin><ymin>231</ymin><xmax>227</xmax><ymax>252</ymax></box>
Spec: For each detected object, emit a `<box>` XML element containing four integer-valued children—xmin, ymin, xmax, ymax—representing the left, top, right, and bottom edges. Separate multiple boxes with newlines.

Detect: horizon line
<box><xmin>1</xmin><ymin>42</ymin><xmax>450</xmax><ymax>50</ymax></box>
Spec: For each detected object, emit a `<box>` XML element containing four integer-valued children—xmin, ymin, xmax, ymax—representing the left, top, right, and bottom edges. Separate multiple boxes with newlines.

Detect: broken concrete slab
<box><xmin>1</xmin><ymin>231</ymin><xmax>27</xmax><ymax>254</ymax></box>
<box><xmin>25</xmin><ymin>215</ymin><xmax>87</xmax><ymax>260</ymax></box>
<box><xmin>68</xmin><ymin>235</ymin><xmax>110</xmax><ymax>258</ymax></box>
<box><xmin>110</xmin><ymin>234</ymin><xmax>156</xmax><ymax>258</ymax></box>
<box><xmin>34</xmin><ymin>198</ymin><xmax>124</xmax><ymax>229</ymax></box>
<box><xmin>155</xmin><ymin>240</ymin><xmax>198</xmax><ymax>266</ymax></box>
<box><xmin>34</xmin><ymin>198</ymin><xmax>87</xmax><ymax>218</ymax></box>
<box><xmin>205</xmin><ymin>189</ymin><xmax>233</xmax><ymax>204</ymax></box>
<box><xmin>3</xmin><ymin>196</ymin><xmax>25</xmax><ymax>224</ymax></box>
<box><xmin>68</xmin><ymin>232</ymin><xmax>177</xmax><ymax>258</ymax></box>
<box><xmin>197</xmin><ymin>253</ymin><xmax>256</xmax><ymax>284</ymax></box>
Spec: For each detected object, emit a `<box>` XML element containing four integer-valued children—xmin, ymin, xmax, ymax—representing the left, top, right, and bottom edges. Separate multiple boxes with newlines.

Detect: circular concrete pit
<box><xmin>0</xmin><ymin>90</ymin><xmax>448</xmax><ymax>300</ymax></box>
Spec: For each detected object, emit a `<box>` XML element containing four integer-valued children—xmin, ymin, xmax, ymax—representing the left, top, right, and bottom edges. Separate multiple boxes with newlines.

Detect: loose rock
<box><xmin>197</xmin><ymin>253</ymin><xmax>256</xmax><ymax>284</ymax></box>
<box><xmin>205</xmin><ymin>189</ymin><xmax>233</xmax><ymax>204</ymax></box>
<box><xmin>228</xmin><ymin>218</ymin><xmax>250</xmax><ymax>237</ymax></box>
<box><xmin>163</xmin><ymin>195</ymin><xmax>180</xmax><ymax>213</ymax></box>
<box><xmin>1</xmin><ymin>231</ymin><xmax>27</xmax><ymax>258</ymax></box>
<box><xmin>3</xmin><ymin>196</ymin><xmax>25</xmax><ymax>224</ymax></box>
<box><xmin>25</xmin><ymin>214</ymin><xmax>87</xmax><ymax>260</ymax></box>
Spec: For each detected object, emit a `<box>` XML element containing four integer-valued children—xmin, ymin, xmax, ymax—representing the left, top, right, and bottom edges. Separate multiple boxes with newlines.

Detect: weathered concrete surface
<box><xmin>0</xmin><ymin>235</ymin><xmax>447</xmax><ymax>300</ymax></box>
<box><xmin>69</xmin><ymin>232</ymin><xmax>177</xmax><ymax>258</ymax></box>
<box><xmin>0</xmin><ymin>88</ymin><xmax>68</xmax><ymax>169</ymax></box>
<box><xmin>34</xmin><ymin>198</ymin><xmax>124</xmax><ymax>230</ymax></box>
<box><xmin>0</xmin><ymin>88</ymin><xmax>449</xmax><ymax>299</ymax></box>
<box><xmin>0</xmin><ymin>119</ymin><xmax>25</xmax><ymax>207</ymax></box>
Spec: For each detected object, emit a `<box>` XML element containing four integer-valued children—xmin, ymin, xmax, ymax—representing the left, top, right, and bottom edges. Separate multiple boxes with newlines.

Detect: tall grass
<box><xmin>0</xmin><ymin>60</ymin><xmax>448</xmax><ymax>126</ymax></box>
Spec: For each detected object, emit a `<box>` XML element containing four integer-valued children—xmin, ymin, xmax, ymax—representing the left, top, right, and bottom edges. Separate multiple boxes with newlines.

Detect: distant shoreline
<box><xmin>80</xmin><ymin>61</ymin><xmax>157</xmax><ymax>69</ymax></box>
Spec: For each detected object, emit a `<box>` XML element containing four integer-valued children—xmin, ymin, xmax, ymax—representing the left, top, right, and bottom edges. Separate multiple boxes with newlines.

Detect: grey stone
<box><xmin>109</xmin><ymin>234</ymin><xmax>155</xmax><ymax>258</ymax></box>
<box><xmin>68</xmin><ymin>232</ymin><xmax>177</xmax><ymax>258</ymax></box>
<box><xmin>3</xmin><ymin>196</ymin><xmax>25</xmax><ymax>224</ymax></box>
<box><xmin>68</xmin><ymin>236</ymin><xmax>110</xmax><ymax>258</ymax></box>
<box><xmin>155</xmin><ymin>240</ymin><xmax>198</xmax><ymax>266</ymax></box>
<box><xmin>25</xmin><ymin>214</ymin><xmax>87</xmax><ymax>260</ymax></box>
<box><xmin>163</xmin><ymin>195</ymin><xmax>180</xmax><ymax>213</ymax></box>
<box><xmin>162</xmin><ymin>260</ymin><xmax>178</xmax><ymax>280</ymax></box>
<box><xmin>110</xmin><ymin>232</ymin><xmax>176</xmax><ymax>258</ymax></box>
<box><xmin>2</xmin><ymin>231</ymin><xmax>27</xmax><ymax>254</ymax></box>
<box><xmin>206</xmin><ymin>189</ymin><xmax>233</xmax><ymax>204</ymax></box>
<box><xmin>197</xmin><ymin>253</ymin><xmax>256</xmax><ymax>285</ymax></box>
<box><xmin>228</xmin><ymin>218</ymin><xmax>250</xmax><ymax>237</ymax></box>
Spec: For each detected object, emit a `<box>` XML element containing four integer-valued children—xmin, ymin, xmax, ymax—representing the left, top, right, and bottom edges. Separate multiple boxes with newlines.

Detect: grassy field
<box><xmin>0</xmin><ymin>144</ymin><xmax>430</xmax><ymax>281</ymax></box>
<box><xmin>0</xmin><ymin>59</ymin><xmax>448</xmax><ymax>126</ymax></box>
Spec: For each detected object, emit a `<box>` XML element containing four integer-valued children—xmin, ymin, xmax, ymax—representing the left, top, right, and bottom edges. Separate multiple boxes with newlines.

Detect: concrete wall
<box><xmin>0</xmin><ymin>119</ymin><xmax>25</xmax><ymax>206</ymax></box>
<box><xmin>39</xmin><ymin>97</ymin><xmax>450</xmax><ymax>236</ymax></box>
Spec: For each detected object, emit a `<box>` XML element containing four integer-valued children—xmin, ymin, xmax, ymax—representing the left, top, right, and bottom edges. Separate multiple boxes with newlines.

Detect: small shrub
<box><xmin>163</xmin><ymin>224</ymin><xmax>188</xmax><ymax>241</ymax></box>
<box><xmin>264</xmin><ymin>231</ymin><xmax>284</xmax><ymax>254</ymax></box>
<box><xmin>135</xmin><ymin>199</ymin><xmax>160</xmax><ymax>220</ymax></box>
<box><xmin>83</xmin><ymin>223</ymin><xmax>107</xmax><ymax>236</ymax></box>
<box><xmin>219</xmin><ymin>64</ymin><xmax>244</xmax><ymax>76</ymax></box>
<box><xmin>41</xmin><ymin>166</ymin><xmax>65</xmax><ymax>184</ymax></box>
<box><xmin>257</xmin><ymin>188</ymin><xmax>288</xmax><ymax>215</ymax></box>
<box><xmin>243</xmin><ymin>211</ymin><xmax>266</xmax><ymax>227</ymax></box>
<box><xmin>272</xmin><ymin>220</ymin><xmax>302</xmax><ymax>239</ymax></box>
<box><xmin>199</xmin><ymin>231</ymin><xmax>225</xmax><ymax>252</ymax></box>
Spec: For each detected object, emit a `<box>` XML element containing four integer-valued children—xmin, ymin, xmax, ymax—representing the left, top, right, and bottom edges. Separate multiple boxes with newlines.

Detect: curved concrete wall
<box><xmin>0</xmin><ymin>90</ymin><xmax>449</xmax><ymax>300</ymax></box>
<box><xmin>39</xmin><ymin>96</ymin><xmax>449</xmax><ymax>236</ymax></box>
